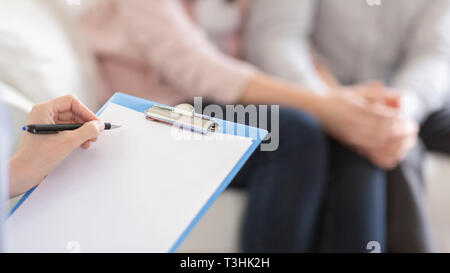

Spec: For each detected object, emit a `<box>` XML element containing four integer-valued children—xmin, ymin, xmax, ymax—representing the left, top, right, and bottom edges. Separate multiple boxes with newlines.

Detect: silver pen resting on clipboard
<box><xmin>145</xmin><ymin>104</ymin><xmax>220</xmax><ymax>134</ymax></box>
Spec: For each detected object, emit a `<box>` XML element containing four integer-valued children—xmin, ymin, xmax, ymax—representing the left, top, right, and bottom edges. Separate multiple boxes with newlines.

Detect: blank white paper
<box><xmin>7</xmin><ymin>103</ymin><xmax>252</xmax><ymax>253</ymax></box>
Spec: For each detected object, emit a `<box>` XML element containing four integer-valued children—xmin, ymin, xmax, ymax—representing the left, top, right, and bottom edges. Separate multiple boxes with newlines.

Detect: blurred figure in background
<box><xmin>245</xmin><ymin>0</ymin><xmax>450</xmax><ymax>252</ymax></box>
<box><xmin>80</xmin><ymin>0</ymin><xmax>412</xmax><ymax>252</ymax></box>
<box><xmin>183</xmin><ymin>0</ymin><xmax>248</xmax><ymax>59</ymax></box>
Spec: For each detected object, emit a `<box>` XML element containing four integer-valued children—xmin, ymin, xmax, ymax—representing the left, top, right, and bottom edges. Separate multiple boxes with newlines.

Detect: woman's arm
<box><xmin>117</xmin><ymin>0</ymin><xmax>256</xmax><ymax>104</ymax></box>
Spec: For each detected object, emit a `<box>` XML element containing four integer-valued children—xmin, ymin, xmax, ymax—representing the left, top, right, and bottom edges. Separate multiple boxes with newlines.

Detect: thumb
<box><xmin>357</xmin><ymin>81</ymin><xmax>385</xmax><ymax>94</ymax></box>
<box><xmin>71</xmin><ymin>120</ymin><xmax>105</xmax><ymax>147</ymax></box>
<box><xmin>360</xmin><ymin>82</ymin><xmax>401</xmax><ymax>109</ymax></box>
<box><xmin>365</xmin><ymin>81</ymin><xmax>385</xmax><ymax>91</ymax></box>
<box><xmin>354</xmin><ymin>81</ymin><xmax>384</xmax><ymax>97</ymax></box>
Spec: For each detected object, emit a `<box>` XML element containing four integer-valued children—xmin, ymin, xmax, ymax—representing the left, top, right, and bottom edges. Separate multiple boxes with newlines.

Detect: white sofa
<box><xmin>0</xmin><ymin>82</ymin><xmax>33</xmax><ymax>150</ymax></box>
<box><xmin>2</xmin><ymin>0</ymin><xmax>450</xmax><ymax>253</ymax></box>
<box><xmin>0</xmin><ymin>0</ymin><xmax>101</xmax><ymax>111</ymax></box>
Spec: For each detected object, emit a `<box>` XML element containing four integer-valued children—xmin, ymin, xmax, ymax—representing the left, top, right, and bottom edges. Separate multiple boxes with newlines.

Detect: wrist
<box><xmin>301</xmin><ymin>93</ymin><xmax>329</xmax><ymax>122</ymax></box>
<box><xmin>9</xmin><ymin>152</ymin><xmax>35</xmax><ymax>197</ymax></box>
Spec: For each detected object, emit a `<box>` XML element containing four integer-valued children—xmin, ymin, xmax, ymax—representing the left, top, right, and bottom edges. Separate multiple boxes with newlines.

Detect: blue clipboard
<box><xmin>10</xmin><ymin>92</ymin><xmax>267</xmax><ymax>252</ymax></box>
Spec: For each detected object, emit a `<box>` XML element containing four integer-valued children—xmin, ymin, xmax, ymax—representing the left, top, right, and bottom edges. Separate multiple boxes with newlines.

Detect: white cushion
<box><xmin>0</xmin><ymin>0</ymin><xmax>100</xmax><ymax>109</ymax></box>
<box><xmin>0</xmin><ymin>82</ymin><xmax>32</xmax><ymax>152</ymax></box>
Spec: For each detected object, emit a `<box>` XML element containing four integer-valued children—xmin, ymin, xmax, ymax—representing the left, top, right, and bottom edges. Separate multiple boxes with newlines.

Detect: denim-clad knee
<box><xmin>240</xmin><ymin>107</ymin><xmax>329</xmax><ymax>252</ymax></box>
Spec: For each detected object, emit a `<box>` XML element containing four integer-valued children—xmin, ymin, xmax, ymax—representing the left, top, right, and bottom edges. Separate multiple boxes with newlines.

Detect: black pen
<box><xmin>23</xmin><ymin>123</ymin><xmax>122</xmax><ymax>134</ymax></box>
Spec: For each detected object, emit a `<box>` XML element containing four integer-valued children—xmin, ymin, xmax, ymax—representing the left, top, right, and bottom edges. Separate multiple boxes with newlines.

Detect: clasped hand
<box><xmin>317</xmin><ymin>83</ymin><xmax>419</xmax><ymax>169</ymax></box>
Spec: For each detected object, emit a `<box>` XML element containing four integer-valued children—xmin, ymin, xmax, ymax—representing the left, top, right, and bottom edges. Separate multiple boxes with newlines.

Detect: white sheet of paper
<box><xmin>7</xmin><ymin>103</ymin><xmax>252</xmax><ymax>253</ymax></box>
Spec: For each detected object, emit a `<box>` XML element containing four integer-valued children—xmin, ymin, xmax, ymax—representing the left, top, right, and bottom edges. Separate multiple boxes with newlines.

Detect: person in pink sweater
<box><xmin>81</xmin><ymin>0</ymin><xmax>416</xmax><ymax>252</ymax></box>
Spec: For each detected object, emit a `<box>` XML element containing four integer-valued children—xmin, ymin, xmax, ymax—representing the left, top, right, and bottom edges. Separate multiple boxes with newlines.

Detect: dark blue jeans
<box><xmin>226</xmin><ymin>107</ymin><xmax>387</xmax><ymax>253</ymax></box>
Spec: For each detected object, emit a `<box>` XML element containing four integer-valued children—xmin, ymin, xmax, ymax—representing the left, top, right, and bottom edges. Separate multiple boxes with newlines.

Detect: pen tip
<box><xmin>111</xmin><ymin>125</ymin><xmax>122</xmax><ymax>129</ymax></box>
<box><xmin>22</xmin><ymin>126</ymin><xmax>26</xmax><ymax>131</ymax></box>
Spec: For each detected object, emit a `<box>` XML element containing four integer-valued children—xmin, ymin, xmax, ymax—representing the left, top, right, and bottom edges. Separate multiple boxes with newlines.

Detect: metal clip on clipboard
<box><xmin>145</xmin><ymin>104</ymin><xmax>220</xmax><ymax>134</ymax></box>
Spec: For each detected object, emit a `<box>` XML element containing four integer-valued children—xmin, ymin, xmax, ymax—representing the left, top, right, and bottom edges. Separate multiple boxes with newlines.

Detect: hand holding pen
<box><xmin>10</xmin><ymin>95</ymin><xmax>121</xmax><ymax>197</ymax></box>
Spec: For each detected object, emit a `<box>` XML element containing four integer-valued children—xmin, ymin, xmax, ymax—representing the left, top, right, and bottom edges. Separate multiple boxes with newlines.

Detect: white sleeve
<box><xmin>391</xmin><ymin>0</ymin><xmax>450</xmax><ymax>122</ymax></box>
<box><xmin>244</xmin><ymin>0</ymin><xmax>328</xmax><ymax>93</ymax></box>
